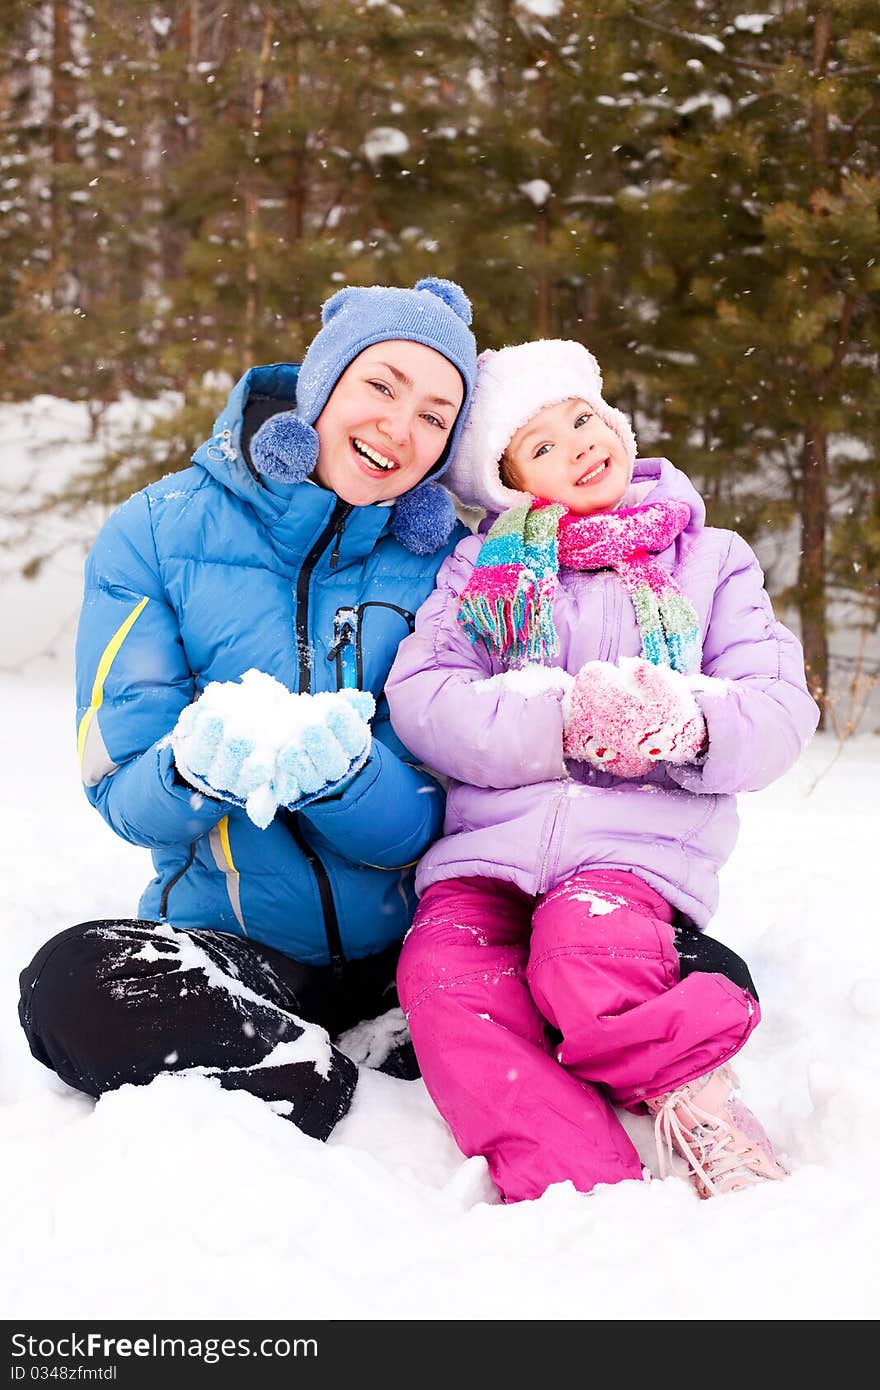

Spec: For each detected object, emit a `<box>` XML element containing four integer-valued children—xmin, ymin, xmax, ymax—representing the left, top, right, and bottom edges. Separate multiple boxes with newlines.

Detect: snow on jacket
<box><xmin>75</xmin><ymin>363</ymin><xmax>467</xmax><ymax>965</ymax></box>
<box><xmin>386</xmin><ymin>457</ymin><xmax>820</xmax><ymax>928</ymax></box>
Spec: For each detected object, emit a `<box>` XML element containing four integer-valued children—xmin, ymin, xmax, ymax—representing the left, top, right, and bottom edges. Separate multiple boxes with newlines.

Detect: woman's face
<box><xmin>504</xmin><ymin>397</ymin><xmax>630</xmax><ymax>515</ymax></box>
<box><xmin>313</xmin><ymin>340</ymin><xmax>464</xmax><ymax>506</ymax></box>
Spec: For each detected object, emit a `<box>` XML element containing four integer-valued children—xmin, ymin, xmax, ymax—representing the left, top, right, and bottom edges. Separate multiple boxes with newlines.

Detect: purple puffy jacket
<box><xmin>385</xmin><ymin>458</ymin><xmax>820</xmax><ymax>928</ymax></box>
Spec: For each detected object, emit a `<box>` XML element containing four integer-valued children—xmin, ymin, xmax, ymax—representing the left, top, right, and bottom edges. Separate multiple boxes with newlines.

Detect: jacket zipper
<box><xmin>290</xmin><ymin>499</ymin><xmax>353</xmax><ymax>973</ymax></box>
<box><xmin>160</xmin><ymin>844</ymin><xmax>195</xmax><ymax>919</ymax></box>
<box><xmin>536</xmin><ymin>789</ymin><xmax>568</xmax><ymax>897</ymax></box>
<box><xmin>295</xmin><ymin>499</ymin><xmax>352</xmax><ymax>691</ymax></box>
<box><xmin>327</xmin><ymin>601</ymin><xmax>415</xmax><ymax>689</ymax></box>
<box><xmin>286</xmin><ymin>813</ymin><xmax>346</xmax><ymax>978</ymax></box>
<box><xmin>327</xmin><ymin>608</ymin><xmax>358</xmax><ymax>689</ymax></box>
<box><xmin>598</xmin><ymin>574</ymin><xmax>621</xmax><ymax>664</ymax></box>
<box><xmin>328</xmin><ymin>508</ymin><xmax>349</xmax><ymax>570</ymax></box>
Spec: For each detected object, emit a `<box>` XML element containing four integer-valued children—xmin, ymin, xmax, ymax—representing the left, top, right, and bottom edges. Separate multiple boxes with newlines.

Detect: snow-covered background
<box><xmin>2</xmin><ymin>400</ymin><xmax>878</xmax><ymax>1320</ymax></box>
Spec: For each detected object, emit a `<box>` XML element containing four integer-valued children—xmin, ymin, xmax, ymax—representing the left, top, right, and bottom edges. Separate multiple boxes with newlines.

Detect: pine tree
<box><xmin>617</xmin><ymin>0</ymin><xmax>880</xmax><ymax>718</ymax></box>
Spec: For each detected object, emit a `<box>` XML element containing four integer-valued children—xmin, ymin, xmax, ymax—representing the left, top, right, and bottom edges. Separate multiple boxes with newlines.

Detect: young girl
<box><xmin>385</xmin><ymin>339</ymin><xmax>820</xmax><ymax>1202</ymax></box>
<box><xmin>19</xmin><ymin>278</ymin><xmax>477</xmax><ymax>1138</ymax></box>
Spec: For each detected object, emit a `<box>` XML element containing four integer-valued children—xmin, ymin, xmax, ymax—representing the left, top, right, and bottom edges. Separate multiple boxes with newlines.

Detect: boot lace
<box><xmin>653</xmin><ymin>1083</ymin><xmax>767</xmax><ymax>1196</ymax></box>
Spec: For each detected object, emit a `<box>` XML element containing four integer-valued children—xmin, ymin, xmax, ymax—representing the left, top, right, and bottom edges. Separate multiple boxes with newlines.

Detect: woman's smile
<box><xmin>313</xmin><ymin>340</ymin><xmax>464</xmax><ymax>506</ymax></box>
<box><xmin>351</xmin><ymin>436</ymin><xmax>401</xmax><ymax>473</ymax></box>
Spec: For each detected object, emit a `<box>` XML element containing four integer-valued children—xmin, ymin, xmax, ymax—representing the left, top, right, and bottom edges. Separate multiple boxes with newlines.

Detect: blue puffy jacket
<box><xmin>74</xmin><ymin>364</ymin><xmax>466</xmax><ymax>965</ymax></box>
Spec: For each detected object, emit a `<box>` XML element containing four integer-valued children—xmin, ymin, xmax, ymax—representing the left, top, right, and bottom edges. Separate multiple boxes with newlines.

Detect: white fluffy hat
<box><xmin>446</xmin><ymin>339</ymin><xmax>638</xmax><ymax>515</ymax></box>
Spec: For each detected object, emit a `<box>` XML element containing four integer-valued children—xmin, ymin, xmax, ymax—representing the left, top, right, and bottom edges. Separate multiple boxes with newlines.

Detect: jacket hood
<box><xmin>191</xmin><ymin>363</ymin><xmax>300</xmax><ymax>500</ymax></box>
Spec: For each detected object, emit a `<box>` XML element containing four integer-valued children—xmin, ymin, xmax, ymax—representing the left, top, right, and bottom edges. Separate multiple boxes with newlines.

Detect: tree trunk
<box><xmin>536</xmin><ymin>210</ymin><xmax>549</xmax><ymax>337</ymax></box>
<box><xmin>285</xmin><ymin>48</ymin><xmax>305</xmax><ymax>246</ymax></box>
<box><xmin>798</xmin><ymin>428</ymin><xmax>829</xmax><ymax>713</ymax></box>
<box><xmin>493</xmin><ymin>0</ymin><xmax>511</xmax><ymax>104</ymax></box>
<box><xmin>158</xmin><ymin>1</ymin><xmax>200</xmax><ymax>288</ymax></box>
<box><xmin>244</xmin><ymin>12</ymin><xmax>276</xmax><ymax>364</ymax></box>
<box><xmin>285</xmin><ymin>43</ymin><xmax>306</xmax><ymax>323</ymax></box>
<box><xmin>796</xmin><ymin>6</ymin><xmax>833</xmax><ymax>725</ymax></box>
<box><xmin>50</xmin><ymin>0</ymin><xmax>74</xmax><ymax>308</ymax></box>
<box><xmin>535</xmin><ymin>66</ymin><xmax>550</xmax><ymax>338</ymax></box>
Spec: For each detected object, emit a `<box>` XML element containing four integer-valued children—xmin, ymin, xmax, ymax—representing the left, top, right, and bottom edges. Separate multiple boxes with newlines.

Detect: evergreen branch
<box><xmin>627</xmin><ymin>14</ymin><xmax>781</xmax><ymax>74</ymax></box>
<box><xmin>830</xmin><ymin>67</ymin><xmax>880</xmax><ymax>78</ymax></box>
<box><xmin>629</xmin><ymin>11</ymin><xmax>876</xmax><ymax>85</ymax></box>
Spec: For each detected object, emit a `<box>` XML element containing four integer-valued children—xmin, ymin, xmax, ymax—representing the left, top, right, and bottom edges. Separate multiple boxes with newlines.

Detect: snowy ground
<box><xmin>1</xmin><ymin>672</ymin><xmax>877</xmax><ymax>1321</ymax></box>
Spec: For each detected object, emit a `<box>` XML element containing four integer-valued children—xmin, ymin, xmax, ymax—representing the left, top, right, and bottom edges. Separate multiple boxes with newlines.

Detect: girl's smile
<box><xmin>575</xmin><ymin>456</ymin><xmax>611</xmax><ymax>486</ymax></box>
<box><xmin>503</xmin><ymin>397</ymin><xmax>630</xmax><ymax>515</ymax></box>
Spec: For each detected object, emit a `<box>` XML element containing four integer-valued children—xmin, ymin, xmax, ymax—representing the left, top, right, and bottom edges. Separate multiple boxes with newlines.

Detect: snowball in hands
<box><xmin>562</xmin><ymin>656</ymin><xmax>707</xmax><ymax>778</ymax></box>
<box><xmin>171</xmin><ymin>670</ymin><xmax>375</xmax><ymax>828</ymax></box>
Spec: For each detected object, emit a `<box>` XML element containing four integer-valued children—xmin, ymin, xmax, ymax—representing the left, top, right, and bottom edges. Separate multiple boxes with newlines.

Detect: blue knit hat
<box><xmin>297</xmin><ymin>277</ymin><xmax>476</xmax><ymax>436</ymax></box>
<box><xmin>251</xmin><ymin>277</ymin><xmax>477</xmax><ymax>554</ymax></box>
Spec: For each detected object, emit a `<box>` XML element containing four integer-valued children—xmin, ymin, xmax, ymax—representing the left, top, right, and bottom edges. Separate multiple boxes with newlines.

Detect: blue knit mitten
<box><xmin>171</xmin><ymin>696</ymin><xmax>275</xmax><ymax>815</ymax></box>
<box><xmin>274</xmin><ymin>689</ymin><xmax>375</xmax><ymax>807</ymax></box>
<box><xmin>171</xmin><ymin>673</ymin><xmax>376</xmax><ymax>828</ymax></box>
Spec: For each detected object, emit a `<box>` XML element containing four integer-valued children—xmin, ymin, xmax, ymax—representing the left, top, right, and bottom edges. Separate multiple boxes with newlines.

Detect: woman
<box><xmin>18</xmin><ymin>277</ymin><xmax>477</xmax><ymax>1141</ymax></box>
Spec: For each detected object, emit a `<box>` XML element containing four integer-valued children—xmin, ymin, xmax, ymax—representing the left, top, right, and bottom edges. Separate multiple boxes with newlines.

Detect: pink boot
<box><xmin>646</xmin><ymin>1066</ymin><xmax>789</xmax><ymax>1198</ymax></box>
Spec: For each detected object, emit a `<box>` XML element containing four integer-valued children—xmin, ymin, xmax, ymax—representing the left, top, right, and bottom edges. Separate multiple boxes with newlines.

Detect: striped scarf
<box><xmin>457</xmin><ymin>498</ymin><xmax>702</xmax><ymax>673</ymax></box>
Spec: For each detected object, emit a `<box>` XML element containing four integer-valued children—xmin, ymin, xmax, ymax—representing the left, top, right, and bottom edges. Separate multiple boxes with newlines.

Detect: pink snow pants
<box><xmin>398</xmin><ymin>870</ymin><xmax>759</xmax><ymax>1202</ymax></box>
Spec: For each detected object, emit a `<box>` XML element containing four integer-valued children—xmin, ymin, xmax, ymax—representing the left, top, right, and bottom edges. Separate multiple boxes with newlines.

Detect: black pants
<box><xmin>18</xmin><ymin>921</ymin><xmax>409</xmax><ymax>1141</ymax></box>
<box><xmin>672</xmin><ymin>918</ymin><xmax>757</xmax><ymax>999</ymax></box>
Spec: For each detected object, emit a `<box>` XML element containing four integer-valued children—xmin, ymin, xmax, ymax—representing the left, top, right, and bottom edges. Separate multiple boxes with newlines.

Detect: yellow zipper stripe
<box><xmin>217</xmin><ymin>815</ymin><xmax>237</xmax><ymax>873</ymax></box>
<box><xmin>77</xmin><ymin>596</ymin><xmax>150</xmax><ymax>766</ymax></box>
<box><xmin>207</xmin><ymin>819</ymin><xmax>246</xmax><ymax>935</ymax></box>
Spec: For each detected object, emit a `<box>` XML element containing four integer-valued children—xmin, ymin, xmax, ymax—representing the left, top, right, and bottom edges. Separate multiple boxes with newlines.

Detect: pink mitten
<box><xmin>562</xmin><ymin>657</ymin><xmax>707</xmax><ymax>777</ymax></box>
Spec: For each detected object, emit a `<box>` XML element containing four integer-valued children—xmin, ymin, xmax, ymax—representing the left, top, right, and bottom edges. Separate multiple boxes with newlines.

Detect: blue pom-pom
<box><xmin>414</xmin><ymin>278</ymin><xmax>472</xmax><ymax>326</ymax></box>
<box><xmin>391</xmin><ymin>481</ymin><xmax>457</xmax><ymax>556</ymax></box>
<box><xmin>250</xmin><ymin>411</ymin><xmax>319</xmax><ymax>484</ymax></box>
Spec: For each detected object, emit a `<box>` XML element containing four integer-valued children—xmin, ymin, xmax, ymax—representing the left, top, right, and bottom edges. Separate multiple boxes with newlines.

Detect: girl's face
<box><xmin>503</xmin><ymin>397</ymin><xmax>630</xmax><ymax>515</ymax></box>
<box><xmin>313</xmin><ymin>340</ymin><xmax>464</xmax><ymax>506</ymax></box>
